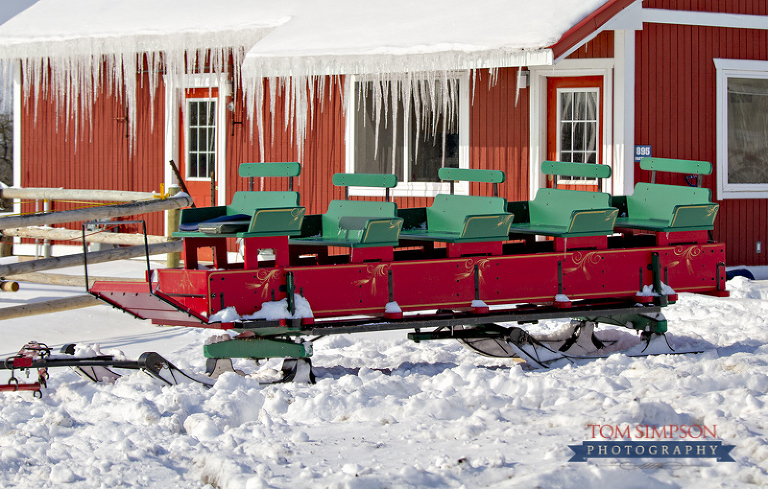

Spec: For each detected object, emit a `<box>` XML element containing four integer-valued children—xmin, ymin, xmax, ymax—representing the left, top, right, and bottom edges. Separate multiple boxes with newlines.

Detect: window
<box><xmin>557</xmin><ymin>88</ymin><xmax>599</xmax><ymax>183</ymax></box>
<box><xmin>186</xmin><ymin>98</ymin><xmax>217</xmax><ymax>180</ymax></box>
<box><xmin>715</xmin><ymin>59</ymin><xmax>768</xmax><ymax>199</ymax></box>
<box><xmin>346</xmin><ymin>74</ymin><xmax>469</xmax><ymax>196</ymax></box>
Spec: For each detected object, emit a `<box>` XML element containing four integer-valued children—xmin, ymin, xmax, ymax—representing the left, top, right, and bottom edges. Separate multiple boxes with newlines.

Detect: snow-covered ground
<box><xmin>0</xmin><ymin>260</ymin><xmax>767</xmax><ymax>488</ymax></box>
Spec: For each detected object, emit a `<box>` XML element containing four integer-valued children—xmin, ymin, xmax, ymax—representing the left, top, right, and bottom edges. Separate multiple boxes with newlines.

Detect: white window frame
<box><xmin>184</xmin><ymin>97</ymin><xmax>218</xmax><ymax>181</ymax></box>
<box><xmin>345</xmin><ymin>72</ymin><xmax>470</xmax><ymax>197</ymax></box>
<box><xmin>715</xmin><ymin>58</ymin><xmax>768</xmax><ymax>199</ymax></box>
<box><xmin>555</xmin><ymin>86</ymin><xmax>601</xmax><ymax>185</ymax></box>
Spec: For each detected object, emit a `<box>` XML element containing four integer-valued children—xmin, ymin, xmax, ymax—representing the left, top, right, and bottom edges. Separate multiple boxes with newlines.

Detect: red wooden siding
<box><xmin>567</xmin><ymin>31</ymin><xmax>614</xmax><ymax>60</ymax></box>
<box><xmin>20</xmin><ymin>71</ymin><xmax>166</xmax><ymax>239</ymax></box>
<box><xmin>635</xmin><ymin>21</ymin><xmax>768</xmax><ymax>265</ymax></box>
<box><xmin>469</xmin><ymin>68</ymin><xmax>530</xmax><ymax>202</ymax></box>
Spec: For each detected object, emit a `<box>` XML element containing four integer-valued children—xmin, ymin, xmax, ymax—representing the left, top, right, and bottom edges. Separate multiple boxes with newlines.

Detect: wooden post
<box><xmin>0</xmin><ymin>234</ymin><xmax>12</xmax><ymax>257</ymax></box>
<box><xmin>0</xmin><ymin>241</ymin><xmax>182</xmax><ymax>277</ymax></box>
<box><xmin>0</xmin><ymin>194</ymin><xmax>192</xmax><ymax>230</ymax></box>
<box><xmin>0</xmin><ymin>295</ymin><xmax>101</xmax><ymax>321</ymax></box>
<box><xmin>1</xmin><ymin>227</ymin><xmax>166</xmax><ymax>245</ymax></box>
<box><xmin>166</xmin><ymin>185</ymin><xmax>181</xmax><ymax>269</ymax></box>
<box><xmin>0</xmin><ymin>281</ymin><xmax>19</xmax><ymax>292</ymax></box>
<box><xmin>10</xmin><ymin>272</ymin><xmax>144</xmax><ymax>288</ymax></box>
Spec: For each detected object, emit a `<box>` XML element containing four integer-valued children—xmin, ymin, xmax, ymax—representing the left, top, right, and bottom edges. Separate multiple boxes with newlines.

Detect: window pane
<box><xmin>187</xmin><ymin>99</ymin><xmax>217</xmax><ymax>179</ymax></box>
<box><xmin>728</xmin><ymin>78</ymin><xmax>768</xmax><ymax>184</ymax></box>
<box><xmin>558</xmin><ymin>88</ymin><xmax>599</xmax><ymax>182</ymax></box>
<box><xmin>560</xmin><ymin>92</ymin><xmax>573</xmax><ymax>121</ymax></box>
<box><xmin>189</xmin><ymin>154</ymin><xmax>198</xmax><ymax>178</ymax></box>
<box><xmin>353</xmin><ymin>82</ymin><xmax>404</xmax><ymax>180</ymax></box>
<box><xmin>409</xmin><ymin>82</ymin><xmax>460</xmax><ymax>182</ymax></box>
<box><xmin>198</xmin><ymin>154</ymin><xmax>207</xmax><ymax>178</ymax></box>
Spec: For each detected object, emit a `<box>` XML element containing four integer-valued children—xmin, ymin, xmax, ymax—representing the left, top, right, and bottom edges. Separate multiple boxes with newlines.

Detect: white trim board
<box><xmin>643</xmin><ymin>9</ymin><xmax>768</xmax><ymax>30</ymax></box>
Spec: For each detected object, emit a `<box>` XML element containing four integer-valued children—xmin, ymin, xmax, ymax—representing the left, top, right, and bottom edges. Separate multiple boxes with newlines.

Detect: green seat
<box><xmin>400</xmin><ymin>194</ymin><xmax>513</xmax><ymax>243</ymax></box>
<box><xmin>613</xmin><ymin>158</ymin><xmax>719</xmax><ymax>232</ymax></box>
<box><xmin>399</xmin><ymin>168</ymin><xmax>513</xmax><ymax>243</ymax></box>
<box><xmin>507</xmin><ymin>162</ymin><xmax>617</xmax><ymax>238</ymax></box>
<box><xmin>173</xmin><ymin>162</ymin><xmax>305</xmax><ymax>238</ymax></box>
<box><xmin>290</xmin><ymin>173</ymin><xmax>403</xmax><ymax>248</ymax></box>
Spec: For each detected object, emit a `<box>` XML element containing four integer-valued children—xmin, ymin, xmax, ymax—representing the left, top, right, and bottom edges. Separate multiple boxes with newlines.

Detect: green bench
<box><xmin>174</xmin><ymin>162</ymin><xmax>305</xmax><ymax>268</ymax></box>
<box><xmin>174</xmin><ymin>163</ymin><xmax>305</xmax><ymax>238</ymax></box>
<box><xmin>398</xmin><ymin>168</ymin><xmax>513</xmax><ymax>257</ymax></box>
<box><xmin>290</xmin><ymin>173</ymin><xmax>403</xmax><ymax>263</ymax></box>
<box><xmin>507</xmin><ymin>162</ymin><xmax>618</xmax><ymax>251</ymax></box>
<box><xmin>613</xmin><ymin>158</ymin><xmax>718</xmax><ymax>245</ymax></box>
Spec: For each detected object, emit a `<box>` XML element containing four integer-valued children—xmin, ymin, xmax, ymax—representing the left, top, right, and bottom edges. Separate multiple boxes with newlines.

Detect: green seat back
<box><xmin>541</xmin><ymin>161</ymin><xmax>612</xmax><ymax>179</ymax></box>
<box><xmin>627</xmin><ymin>184</ymin><xmax>712</xmax><ymax>221</ymax></box>
<box><xmin>529</xmin><ymin>189</ymin><xmax>611</xmax><ymax>227</ymax></box>
<box><xmin>332</xmin><ymin>173</ymin><xmax>398</xmax><ymax>188</ymax></box>
<box><xmin>322</xmin><ymin>200</ymin><xmax>398</xmax><ymax>239</ymax></box>
<box><xmin>438</xmin><ymin>168</ymin><xmax>505</xmax><ymax>183</ymax></box>
<box><xmin>639</xmin><ymin>158</ymin><xmax>712</xmax><ymax>175</ymax></box>
<box><xmin>427</xmin><ymin>195</ymin><xmax>507</xmax><ymax>233</ymax></box>
<box><xmin>239</xmin><ymin>162</ymin><xmax>301</xmax><ymax>178</ymax></box>
<box><xmin>229</xmin><ymin>191</ymin><xmax>300</xmax><ymax>213</ymax></box>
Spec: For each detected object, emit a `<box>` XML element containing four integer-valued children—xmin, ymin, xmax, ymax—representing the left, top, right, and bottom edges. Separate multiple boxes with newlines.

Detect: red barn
<box><xmin>0</xmin><ymin>0</ymin><xmax>764</xmax><ymax>265</ymax></box>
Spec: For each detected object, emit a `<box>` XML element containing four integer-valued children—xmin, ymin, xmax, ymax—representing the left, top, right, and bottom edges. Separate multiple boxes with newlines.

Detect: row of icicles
<box><xmin>0</xmin><ymin>49</ymin><xmax>522</xmax><ymax>161</ymax></box>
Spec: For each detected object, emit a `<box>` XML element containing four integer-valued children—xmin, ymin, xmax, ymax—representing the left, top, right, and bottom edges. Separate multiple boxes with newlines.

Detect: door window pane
<box><xmin>187</xmin><ymin>99</ymin><xmax>216</xmax><ymax>179</ymax></box>
<box><xmin>558</xmin><ymin>89</ymin><xmax>599</xmax><ymax>181</ymax></box>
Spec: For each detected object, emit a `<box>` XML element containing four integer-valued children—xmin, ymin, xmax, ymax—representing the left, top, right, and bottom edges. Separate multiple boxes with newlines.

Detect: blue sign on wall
<box><xmin>635</xmin><ymin>145</ymin><xmax>652</xmax><ymax>162</ymax></box>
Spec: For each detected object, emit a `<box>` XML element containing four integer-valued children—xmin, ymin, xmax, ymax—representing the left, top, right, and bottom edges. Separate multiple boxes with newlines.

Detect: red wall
<box><xmin>226</xmin><ymin>68</ymin><xmax>531</xmax><ymax>215</ymax></box>
<box><xmin>21</xmin><ymin>72</ymin><xmax>166</xmax><ymax>238</ymax></box>
<box><xmin>635</xmin><ymin>16</ymin><xmax>768</xmax><ymax>265</ymax></box>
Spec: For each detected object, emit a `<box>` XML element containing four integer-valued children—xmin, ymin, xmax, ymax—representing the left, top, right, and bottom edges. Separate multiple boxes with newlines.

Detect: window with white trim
<box><xmin>557</xmin><ymin>88</ymin><xmax>599</xmax><ymax>183</ymax></box>
<box><xmin>186</xmin><ymin>98</ymin><xmax>217</xmax><ymax>180</ymax></box>
<box><xmin>346</xmin><ymin>73</ymin><xmax>469</xmax><ymax>196</ymax></box>
<box><xmin>716</xmin><ymin>59</ymin><xmax>768</xmax><ymax>199</ymax></box>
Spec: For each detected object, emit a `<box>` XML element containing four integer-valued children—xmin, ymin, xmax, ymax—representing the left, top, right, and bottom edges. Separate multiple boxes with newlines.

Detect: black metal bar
<box><xmin>651</xmin><ymin>252</ymin><xmax>662</xmax><ymax>295</ymax></box>
<box><xmin>286</xmin><ymin>271</ymin><xmax>296</xmax><ymax>316</ymax></box>
<box><xmin>300</xmin><ymin>301</ymin><xmax>662</xmax><ymax>337</ymax></box>
<box><xmin>388</xmin><ymin>269</ymin><xmax>394</xmax><ymax>303</ymax></box>
<box><xmin>81</xmin><ymin>224</ymin><xmax>89</xmax><ymax>292</ymax></box>
<box><xmin>474</xmin><ymin>264</ymin><xmax>480</xmax><ymax>301</ymax></box>
<box><xmin>557</xmin><ymin>261</ymin><xmax>563</xmax><ymax>295</ymax></box>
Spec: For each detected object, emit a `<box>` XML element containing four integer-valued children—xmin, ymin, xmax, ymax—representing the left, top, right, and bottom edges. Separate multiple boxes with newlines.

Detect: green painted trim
<box><xmin>639</xmin><ymin>157</ymin><xmax>712</xmax><ymax>175</ymax></box>
<box><xmin>204</xmin><ymin>338</ymin><xmax>312</xmax><ymax>359</ymax></box>
<box><xmin>541</xmin><ymin>161</ymin><xmax>611</xmax><ymax>179</ymax></box>
<box><xmin>438</xmin><ymin>167</ymin><xmax>505</xmax><ymax>183</ymax></box>
<box><xmin>239</xmin><ymin>162</ymin><xmax>301</xmax><ymax>178</ymax></box>
<box><xmin>332</xmin><ymin>173</ymin><xmax>398</xmax><ymax>188</ymax></box>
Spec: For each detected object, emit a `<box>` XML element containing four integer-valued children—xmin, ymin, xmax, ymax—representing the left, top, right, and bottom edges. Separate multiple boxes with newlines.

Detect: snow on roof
<box><xmin>241</xmin><ymin>0</ymin><xmax>609</xmax><ymax>78</ymax></box>
<box><xmin>0</xmin><ymin>0</ymin><xmax>287</xmax><ymax>56</ymax></box>
<box><xmin>0</xmin><ymin>0</ymin><xmax>615</xmax><ymax>154</ymax></box>
<box><xmin>0</xmin><ymin>0</ymin><xmax>610</xmax><ymax>74</ymax></box>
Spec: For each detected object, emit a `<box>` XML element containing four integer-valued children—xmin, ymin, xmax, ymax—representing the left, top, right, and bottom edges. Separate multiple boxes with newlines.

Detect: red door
<box><xmin>179</xmin><ymin>88</ymin><xmax>219</xmax><ymax>208</ymax></box>
<box><xmin>546</xmin><ymin>76</ymin><xmax>604</xmax><ymax>191</ymax></box>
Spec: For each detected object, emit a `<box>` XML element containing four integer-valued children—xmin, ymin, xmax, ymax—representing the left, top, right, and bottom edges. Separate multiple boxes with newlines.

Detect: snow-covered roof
<box><xmin>0</xmin><ymin>0</ymin><xmax>287</xmax><ymax>57</ymax></box>
<box><xmin>241</xmin><ymin>0</ymin><xmax>609</xmax><ymax>78</ymax></box>
<box><xmin>0</xmin><ymin>0</ymin><xmax>623</xmax><ymax>152</ymax></box>
<box><xmin>0</xmin><ymin>0</ymin><xmax>613</xmax><ymax>76</ymax></box>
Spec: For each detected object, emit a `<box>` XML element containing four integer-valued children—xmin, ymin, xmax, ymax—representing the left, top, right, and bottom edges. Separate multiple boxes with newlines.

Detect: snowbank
<box><xmin>1</xmin><ymin>272</ymin><xmax>767</xmax><ymax>487</ymax></box>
